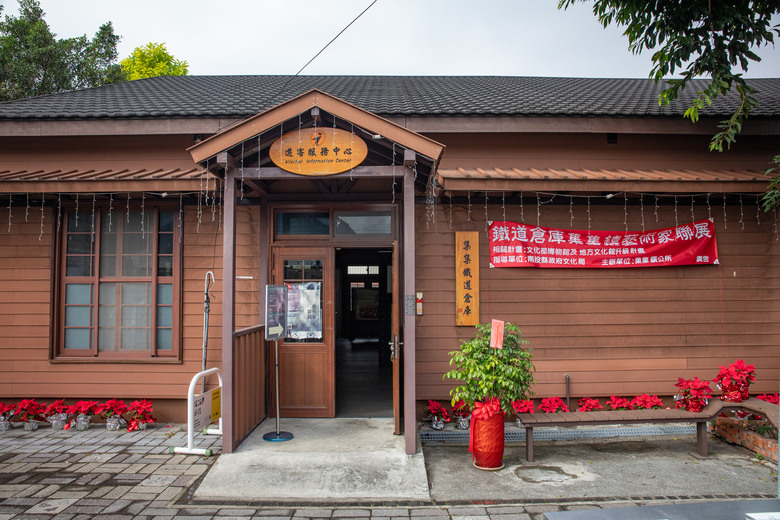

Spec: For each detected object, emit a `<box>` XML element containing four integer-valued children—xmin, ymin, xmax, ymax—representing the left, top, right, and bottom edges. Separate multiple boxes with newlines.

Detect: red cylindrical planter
<box><xmin>470</xmin><ymin>412</ymin><xmax>505</xmax><ymax>470</ymax></box>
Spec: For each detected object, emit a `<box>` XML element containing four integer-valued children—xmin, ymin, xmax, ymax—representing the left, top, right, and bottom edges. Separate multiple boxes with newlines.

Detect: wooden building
<box><xmin>1</xmin><ymin>76</ymin><xmax>778</xmax><ymax>454</ymax></box>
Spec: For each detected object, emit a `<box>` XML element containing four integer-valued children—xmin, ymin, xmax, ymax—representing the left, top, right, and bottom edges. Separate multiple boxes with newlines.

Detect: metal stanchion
<box><xmin>263</xmin><ymin>339</ymin><xmax>293</xmax><ymax>442</ymax></box>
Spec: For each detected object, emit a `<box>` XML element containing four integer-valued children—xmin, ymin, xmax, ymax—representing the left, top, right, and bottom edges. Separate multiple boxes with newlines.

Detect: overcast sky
<box><xmin>3</xmin><ymin>0</ymin><xmax>779</xmax><ymax>78</ymax></box>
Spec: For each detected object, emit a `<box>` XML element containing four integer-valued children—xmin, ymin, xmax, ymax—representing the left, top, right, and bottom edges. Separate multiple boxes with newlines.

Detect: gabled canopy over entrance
<box><xmin>189</xmin><ymin>89</ymin><xmax>445</xmax><ymax>456</ymax></box>
<box><xmin>188</xmin><ymin>89</ymin><xmax>445</xmax><ymax>198</ymax></box>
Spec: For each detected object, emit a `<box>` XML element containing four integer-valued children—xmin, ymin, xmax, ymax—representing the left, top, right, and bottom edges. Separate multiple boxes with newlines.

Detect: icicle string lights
<box><xmin>179</xmin><ymin>193</ymin><xmax>184</xmax><ymax>243</ymax></box>
<box><xmin>7</xmin><ymin>194</ymin><xmax>11</xmax><ymax>232</ymax></box>
<box><xmin>25</xmin><ymin>193</ymin><xmax>30</xmax><ymax>223</ymax></box>
<box><xmin>640</xmin><ymin>195</ymin><xmax>645</xmax><ymax>232</ymax></box>
<box><xmin>38</xmin><ymin>196</ymin><xmax>45</xmax><ymax>241</ymax></box>
<box><xmin>739</xmin><ymin>194</ymin><xmax>744</xmax><ymax>230</ymax></box>
<box><xmin>108</xmin><ymin>194</ymin><xmax>113</xmax><ymax>232</ymax></box>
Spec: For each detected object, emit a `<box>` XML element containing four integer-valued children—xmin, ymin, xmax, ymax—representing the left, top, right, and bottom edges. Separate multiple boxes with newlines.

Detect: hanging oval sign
<box><xmin>269</xmin><ymin>128</ymin><xmax>368</xmax><ymax>176</ymax></box>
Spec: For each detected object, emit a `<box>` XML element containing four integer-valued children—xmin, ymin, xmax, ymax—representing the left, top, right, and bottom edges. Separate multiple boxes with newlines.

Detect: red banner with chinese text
<box><xmin>489</xmin><ymin>219</ymin><xmax>718</xmax><ymax>268</ymax></box>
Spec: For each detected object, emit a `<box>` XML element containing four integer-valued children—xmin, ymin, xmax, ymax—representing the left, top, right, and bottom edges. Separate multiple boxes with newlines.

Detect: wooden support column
<box><xmin>221</xmin><ymin>166</ymin><xmax>237</xmax><ymax>453</ymax></box>
<box><xmin>402</xmin><ymin>167</ymin><xmax>417</xmax><ymax>455</ymax></box>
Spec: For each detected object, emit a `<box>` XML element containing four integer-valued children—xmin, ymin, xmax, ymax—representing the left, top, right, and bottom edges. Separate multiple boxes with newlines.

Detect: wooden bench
<box><xmin>515</xmin><ymin>397</ymin><xmax>778</xmax><ymax>462</ymax></box>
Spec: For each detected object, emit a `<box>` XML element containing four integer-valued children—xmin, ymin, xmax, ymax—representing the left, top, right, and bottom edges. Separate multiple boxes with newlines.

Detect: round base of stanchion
<box><xmin>263</xmin><ymin>431</ymin><xmax>294</xmax><ymax>442</ymax></box>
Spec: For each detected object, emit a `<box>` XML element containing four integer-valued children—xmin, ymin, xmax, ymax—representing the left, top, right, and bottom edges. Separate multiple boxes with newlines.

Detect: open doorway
<box><xmin>335</xmin><ymin>248</ymin><xmax>393</xmax><ymax>418</ymax></box>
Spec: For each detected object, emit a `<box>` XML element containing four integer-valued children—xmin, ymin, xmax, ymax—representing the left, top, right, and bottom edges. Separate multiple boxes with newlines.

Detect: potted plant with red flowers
<box><xmin>452</xmin><ymin>399</ymin><xmax>471</xmax><ymax>430</ymax></box>
<box><xmin>65</xmin><ymin>400</ymin><xmax>100</xmax><ymax>430</ymax></box>
<box><xmin>15</xmin><ymin>398</ymin><xmax>42</xmax><ymax>431</ymax></box>
<box><xmin>96</xmin><ymin>399</ymin><xmax>128</xmax><ymax>431</ymax></box>
<box><xmin>427</xmin><ymin>400</ymin><xmax>451</xmax><ymax>430</ymax></box>
<box><xmin>512</xmin><ymin>398</ymin><xmax>535</xmax><ymax>427</ymax></box>
<box><xmin>712</xmin><ymin>359</ymin><xmax>756</xmax><ymax>402</ymax></box>
<box><xmin>674</xmin><ymin>377</ymin><xmax>712</xmax><ymax>412</ymax></box>
<box><xmin>444</xmin><ymin>322</ymin><xmax>535</xmax><ymax>470</ymax></box>
<box><xmin>42</xmin><ymin>399</ymin><xmax>69</xmax><ymax>430</ymax></box>
<box><xmin>577</xmin><ymin>397</ymin><xmax>603</xmax><ymax>412</ymax></box>
<box><xmin>605</xmin><ymin>395</ymin><xmax>633</xmax><ymax>411</ymax></box>
<box><xmin>126</xmin><ymin>399</ymin><xmax>157</xmax><ymax>432</ymax></box>
<box><xmin>538</xmin><ymin>396</ymin><xmax>569</xmax><ymax>413</ymax></box>
<box><xmin>630</xmin><ymin>394</ymin><xmax>664</xmax><ymax>410</ymax></box>
<box><xmin>0</xmin><ymin>402</ymin><xmax>15</xmax><ymax>431</ymax></box>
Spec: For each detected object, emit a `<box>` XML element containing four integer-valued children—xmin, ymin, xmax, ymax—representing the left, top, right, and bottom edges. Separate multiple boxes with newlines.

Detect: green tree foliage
<box><xmin>559</xmin><ymin>0</ymin><xmax>780</xmax><ymax>210</ymax></box>
<box><xmin>444</xmin><ymin>323</ymin><xmax>535</xmax><ymax>414</ymax></box>
<box><xmin>120</xmin><ymin>42</ymin><xmax>188</xmax><ymax>80</ymax></box>
<box><xmin>0</xmin><ymin>0</ymin><xmax>123</xmax><ymax>101</ymax></box>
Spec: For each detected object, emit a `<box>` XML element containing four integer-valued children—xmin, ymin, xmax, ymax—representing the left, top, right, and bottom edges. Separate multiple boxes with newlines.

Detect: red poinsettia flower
<box><xmin>537</xmin><ymin>396</ymin><xmax>569</xmax><ymax>413</ymax></box>
<box><xmin>756</xmin><ymin>392</ymin><xmax>779</xmax><ymax>405</ymax></box>
<box><xmin>15</xmin><ymin>398</ymin><xmax>42</xmax><ymax>422</ymax></box>
<box><xmin>630</xmin><ymin>394</ymin><xmax>664</xmax><ymax>410</ymax></box>
<box><xmin>0</xmin><ymin>401</ymin><xmax>16</xmax><ymax>420</ymax></box>
<box><xmin>713</xmin><ymin>359</ymin><xmax>756</xmax><ymax>388</ymax></box>
<box><xmin>427</xmin><ymin>400</ymin><xmax>451</xmax><ymax>422</ymax></box>
<box><xmin>605</xmin><ymin>395</ymin><xmax>632</xmax><ymax>411</ymax></box>
<box><xmin>126</xmin><ymin>400</ymin><xmax>157</xmax><ymax>431</ymax></box>
<box><xmin>577</xmin><ymin>397</ymin><xmax>603</xmax><ymax>412</ymax></box>
<box><xmin>451</xmin><ymin>399</ymin><xmax>471</xmax><ymax>418</ymax></box>
<box><xmin>96</xmin><ymin>399</ymin><xmax>128</xmax><ymax>419</ymax></box>
<box><xmin>42</xmin><ymin>399</ymin><xmax>68</xmax><ymax>418</ymax></box>
<box><xmin>67</xmin><ymin>400</ymin><xmax>100</xmax><ymax>417</ymax></box>
<box><xmin>512</xmin><ymin>399</ymin><xmax>535</xmax><ymax>414</ymax></box>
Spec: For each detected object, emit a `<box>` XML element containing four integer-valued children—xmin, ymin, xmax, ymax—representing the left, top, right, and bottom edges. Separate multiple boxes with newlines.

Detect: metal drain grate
<box><xmin>420</xmin><ymin>425</ymin><xmax>696</xmax><ymax>443</ymax></box>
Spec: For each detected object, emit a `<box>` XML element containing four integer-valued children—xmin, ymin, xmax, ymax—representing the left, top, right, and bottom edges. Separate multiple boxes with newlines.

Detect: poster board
<box><xmin>265</xmin><ymin>285</ymin><xmax>288</xmax><ymax>341</ymax></box>
<box><xmin>286</xmin><ymin>282</ymin><xmax>323</xmax><ymax>340</ymax></box>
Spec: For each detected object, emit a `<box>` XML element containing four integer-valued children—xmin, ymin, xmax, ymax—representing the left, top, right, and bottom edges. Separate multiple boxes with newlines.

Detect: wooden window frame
<box><xmin>271</xmin><ymin>203</ymin><xmax>397</xmax><ymax>245</ymax></box>
<box><xmin>52</xmin><ymin>203</ymin><xmax>182</xmax><ymax>362</ymax></box>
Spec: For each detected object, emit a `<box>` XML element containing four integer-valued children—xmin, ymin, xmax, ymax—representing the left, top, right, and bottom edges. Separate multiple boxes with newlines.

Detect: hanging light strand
<box><xmin>640</xmin><ymin>195</ymin><xmax>645</xmax><ymax>232</ymax></box>
<box><xmin>7</xmin><ymin>194</ymin><xmax>12</xmax><ymax>232</ymax></box>
<box><xmin>56</xmin><ymin>194</ymin><xmax>61</xmax><ymax>234</ymax></box>
<box><xmin>739</xmin><ymin>194</ymin><xmax>744</xmax><ymax>230</ymax></box>
<box><xmin>108</xmin><ymin>193</ymin><xmax>113</xmax><ymax>232</ymax></box>
<box><xmin>38</xmin><ymin>196</ymin><xmax>45</xmax><ymax>241</ymax></box>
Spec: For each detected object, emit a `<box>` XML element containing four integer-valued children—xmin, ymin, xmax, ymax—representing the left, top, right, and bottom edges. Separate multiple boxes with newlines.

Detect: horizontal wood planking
<box><xmin>0</xmin><ymin>205</ymin><xmax>262</xmax><ymax>414</ymax></box>
<box><xmin>416</xmin><ymin>202</ymin><xmax>780</xmax><ymax>402</ymax></box>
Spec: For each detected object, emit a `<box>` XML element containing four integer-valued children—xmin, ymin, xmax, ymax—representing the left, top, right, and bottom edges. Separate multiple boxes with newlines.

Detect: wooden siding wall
<box><xmin>415</xmin><ymin>201</ymin><xmax>780</xmax><ymax>403</ymax></box>
<box><xmin>0</xmin><ymin>203</ymin><xmax>263</xmax><ymax>422</ymax></box>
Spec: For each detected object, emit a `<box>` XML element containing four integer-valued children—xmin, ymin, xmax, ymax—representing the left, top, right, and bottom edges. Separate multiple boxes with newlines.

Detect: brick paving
<box><xmin>0</xmin><ymin>423</ymin><xmax>775</xmax><ymax>519</ymax></box>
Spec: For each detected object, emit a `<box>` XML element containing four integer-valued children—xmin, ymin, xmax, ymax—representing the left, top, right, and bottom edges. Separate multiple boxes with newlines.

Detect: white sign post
<box><xmin>170</xmin><ymin>367</ymin><xmax>222</xmax><ymax>457</ymax></box>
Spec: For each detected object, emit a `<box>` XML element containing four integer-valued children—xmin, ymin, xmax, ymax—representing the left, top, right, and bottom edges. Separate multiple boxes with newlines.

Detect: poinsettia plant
<box><xmin>445</xmin><ymin>322</ymin><xmax>536</xmax><ymax>415</ymax></box>
<box><xmin>512</xmin><ymin>399</ymin><xmax>535</xmax><ymax>414</ymax></box>
<box><xmin>577</xmin><ymin>397</ymin><xmax>603</xmax><ymax>412</ymax></box>
<box><xmin>126</xmin><ymin>399</ymin><xmax>157</xmax><ymax>432</ymax></box>
<box><xmin>41</xmin><ymin>399</ymin><xmax>68</xmax><ymax>418</ymax></box>
<box><xmin>674</xmin><ymin>377</ymin><xmax>712</xmax><ymax>412</ymax></box>
<box><xmin>67</xmin><ymin>400</ymin><xmax>100</xmax><ymax>418</ymax></box>
<box><xmin>630</xmin><ymin>394</ymin><xmax>664</xmax><ymax>410</ymax></box>
<box><xmin>712</xmin><ymin>359</ymin><xmax>756</xmax><ymax>401</ymax></box>
<box><xmin>96</xmin><ymin>399</ymin><xmax>128</xmax><ymax>419</ymax></box>
<box><xmin>451</xmin><ymin>399</ymin><xmax>471</xmax><ymax>418</ymax></box>
<box><xmin>0</xmin><ymin>402</ymin><xmax>15</xmax><ymax>421</ymax></box>
<box><xmin>427</xmin><ymin>400</ymin><xmax>451</xmax><ymax>422</ymax></box>
<box><xmin>537</xmin><ymin>396</ymin><xmax>569</xmax><ymax>413</ymax></box>
<box><xmin>15</xmin><ymin>398</ymin><xmax>42</xmax><ymax>422</ymax></box>
<box><xmin>605</xmin><ymin>395</ymin><xmax>632</xmax><ymax>410</ymax></box>
<box><xmin>756</xmin><ymin>392</ymin><xmax>779</xmax><ymax>405</ymax></box>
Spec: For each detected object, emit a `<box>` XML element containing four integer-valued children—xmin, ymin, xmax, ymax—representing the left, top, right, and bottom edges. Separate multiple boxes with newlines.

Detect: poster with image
<box><xmin>286</xmin><ymin>282</ymin><xmax>322</xmax><ymax>340</ymax></box>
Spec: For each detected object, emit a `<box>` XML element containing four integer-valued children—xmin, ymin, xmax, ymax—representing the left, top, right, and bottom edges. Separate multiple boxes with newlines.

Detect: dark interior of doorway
<box><xmin>335</xmin><ymin>248</ymin><xmax>393</xmax><ymax>418</ymax></box>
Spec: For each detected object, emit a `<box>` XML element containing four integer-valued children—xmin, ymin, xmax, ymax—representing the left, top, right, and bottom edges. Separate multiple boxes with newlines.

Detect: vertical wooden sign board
<box><xmin>455</xmin><ymin>231</ymin><xmax>479</xmax><ymax>326</ymax></box>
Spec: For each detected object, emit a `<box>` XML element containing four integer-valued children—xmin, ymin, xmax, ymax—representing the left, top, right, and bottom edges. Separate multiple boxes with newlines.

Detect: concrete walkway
<box><xmin>0</xmin><ymin>418</ymin><xmax>777</xmax><ymax>519</ymax></box>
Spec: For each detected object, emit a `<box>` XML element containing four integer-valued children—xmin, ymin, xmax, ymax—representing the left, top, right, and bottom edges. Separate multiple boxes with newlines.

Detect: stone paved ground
<box><xmin>0</xmin><ymin>422</ymin><xmax>775</xmax><ymax>519</ymax></box>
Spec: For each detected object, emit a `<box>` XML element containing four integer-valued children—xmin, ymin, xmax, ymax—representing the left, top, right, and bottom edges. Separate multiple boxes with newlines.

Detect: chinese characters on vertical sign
<box><xmin>455</xmin><ymin>231</ymin><xmax>479</xmax><ymax>326</ymax></box>
<box><xmin>488</xmin><ymin>219</ymin><xmax>718</xmax><ymax>268</ymax></box>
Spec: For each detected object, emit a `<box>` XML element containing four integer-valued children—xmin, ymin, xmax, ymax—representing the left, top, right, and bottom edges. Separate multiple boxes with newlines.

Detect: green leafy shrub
<box><xmin>444</xmin><ymin>322</ymin><xmax>535</xmax><ymax>414</ymax></box>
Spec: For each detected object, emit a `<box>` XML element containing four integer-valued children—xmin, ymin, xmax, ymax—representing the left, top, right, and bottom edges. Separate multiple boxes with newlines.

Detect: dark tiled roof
<box><xmin>0</xmin><ymin>75</ymin><xmax>779</xmax><ymax>120</ymax></box>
